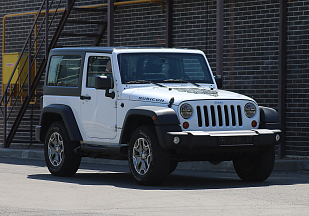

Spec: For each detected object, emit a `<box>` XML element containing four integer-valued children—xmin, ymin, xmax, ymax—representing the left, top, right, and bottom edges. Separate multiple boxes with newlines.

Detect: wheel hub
<box><xmin>132</xmin><ymin>138</ymin><xmax>151</xmax><ymax>175</ymax></box>
<box><xmin>48</xmin><ymin>132</ymin><xmax>64</xmax><ymax>167</ymax></box>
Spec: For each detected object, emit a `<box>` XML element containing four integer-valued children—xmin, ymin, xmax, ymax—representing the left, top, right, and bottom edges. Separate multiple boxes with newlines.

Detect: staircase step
<box><xmin>22</xmin><ymin>117</ymin><xmax>40</xmax><ymax>121</ymax></box>
<box><xmin>17</xmin><ymin>129</ymin><xmax>35</xmax><ymax>133</ymax></box>
<box><xmin>11</xmin><ymin>140</ymin><xmax>39</xmax><ymax>144</ymax></box>
<box><xmin>72</xmin><ymin>7</ymin><xmax>107</xmax><ymax>12</ymax></box>
<box><xmin>61</xmin><ymin>32</ymin><xmax>101</xmax><ymax>37</ymax></box>
<box><xmin>66</xmin><ymin>20</ymin><xmax>106</xmax><ymax>25</ymax></box>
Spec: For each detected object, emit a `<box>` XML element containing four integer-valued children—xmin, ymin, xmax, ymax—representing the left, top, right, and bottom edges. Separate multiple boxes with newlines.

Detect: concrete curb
<box><xmin>1</xmin><ymin>148</ymin><xmax>309</xmax><ymax>172</ymax></box>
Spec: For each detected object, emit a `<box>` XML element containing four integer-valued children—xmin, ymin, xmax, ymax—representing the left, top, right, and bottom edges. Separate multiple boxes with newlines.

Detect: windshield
<box><xmin>117</xmin><ymin>53</ymin><xmax>213</xmax><ymax>84</ymax></box>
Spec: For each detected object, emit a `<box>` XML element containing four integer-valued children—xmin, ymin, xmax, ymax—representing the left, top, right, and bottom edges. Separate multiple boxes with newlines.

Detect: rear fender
<box><xmin>39</xmin><ymin>104</ymin><xmax>82</xmax><ymax>142</ymax></box>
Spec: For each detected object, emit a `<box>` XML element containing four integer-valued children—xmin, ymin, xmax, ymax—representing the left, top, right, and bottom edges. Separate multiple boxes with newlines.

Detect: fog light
<box><xmin>251</xmin><ymin>120</ymin><xmax>257</xmax><ymax>128</ymax></box>
<box><xmin>276</xmin><ymin>134</ymin><xmax>280</xmax><ymax>142</ymax></box>
<box><xmin>174</xmin><ymin>137</ymin><xmax>180</xmax><ymax>144</ymax></box>
<box><xmin>183</xmin><ymin>122</ymin><xmax>189</xmax><ymax>129</ymax></box>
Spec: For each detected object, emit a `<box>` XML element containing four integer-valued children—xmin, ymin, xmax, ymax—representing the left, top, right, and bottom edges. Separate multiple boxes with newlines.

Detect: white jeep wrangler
<box><xmin>35</xmin><ymin>47</ymin><xmax>281</xmax><ymax>185</ymax></box>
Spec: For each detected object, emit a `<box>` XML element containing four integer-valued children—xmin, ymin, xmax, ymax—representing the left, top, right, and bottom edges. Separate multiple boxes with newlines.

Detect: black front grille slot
<box><xmin>231</xmin><ymin>105</ymin><xmax>236</xmax><ymax>126</ymax></box>
<box><xmin>197</xmin><ymin>106</ymin><xmax>202</xmax><ymax>127</ymax></box>
<box><xmin>224</xmin><ymin>105</ymin><xmax>229</xmax><ymax>126</ymax></box>
<box><xmin>237</xmin><ymin>105</ymin><xmax>243</xmax><ymax>126</ymax></box>
<box><xmin>210</xmin><ymin>105</ymin><xmax>216</xmax><ymax>126</ymax></box>
<box><xmin>204</xmin><ymin>106</ymin><xmax>209</xmax><ymax>127</ymax></box>
<box><xmin>217</xmin><ymin>105</ymin><xmax>223</xmax><ymax>126</ymax></box>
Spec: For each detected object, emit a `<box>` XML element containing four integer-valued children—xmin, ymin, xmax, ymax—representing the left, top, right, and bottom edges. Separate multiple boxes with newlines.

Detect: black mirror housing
<box><xmin>95</xmin><ymin>76</ymin><xmax>113</xmax><ymax>89</ymax></box>
<box><xmin>95</xmin><ymin>76</ymin><xmax>115</xmax><ymax>99</ymax></box>
<box><xmin>215</xmin><ymin>75</ymin><xmax>223</xmax><ymax>89</ymax></box>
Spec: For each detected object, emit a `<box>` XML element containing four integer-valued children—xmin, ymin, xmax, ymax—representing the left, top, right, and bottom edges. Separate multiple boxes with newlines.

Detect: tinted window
<box><xmin>47</xmin><ymin>55</ymin><xmax>81</xmax><ymax>87</ymax></box>
<box><xmin>87</xmin><ymin>56</ymin><xmax>112</xmax><ymax>88</ymax></box>
<box><xmin>118</xmin><ymin>53</ymin><xmax>213</xmax><ymax>84</ymax></box>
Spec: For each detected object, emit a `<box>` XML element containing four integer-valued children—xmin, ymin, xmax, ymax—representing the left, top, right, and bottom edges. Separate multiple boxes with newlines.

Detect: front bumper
<box><xmin>156</xmin><ymin>127</ymin><xmax>281</xmax><ymax>149</ymax></box>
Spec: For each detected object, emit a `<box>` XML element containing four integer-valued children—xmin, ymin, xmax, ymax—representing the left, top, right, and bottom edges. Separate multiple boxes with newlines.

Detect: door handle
<box><xmin>80</xmin><ymin>95</ymin><xmax>91</xmax><ymax>100</ymax></box>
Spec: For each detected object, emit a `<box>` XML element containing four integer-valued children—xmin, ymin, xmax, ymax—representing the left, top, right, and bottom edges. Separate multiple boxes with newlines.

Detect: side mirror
<box><xmin>215</xmin><ymin>75</ymin><xmax>223</xmax><ymax>89</ymax></box>
<box><xmin>95</xmin><ymin>75</ymin><xmax>113</xmax><ymax>89</ymax></box>
<box><xmin>95</xmin><ymin>76</ymin><xmax>115</xmax><ymax>99</ymax></box>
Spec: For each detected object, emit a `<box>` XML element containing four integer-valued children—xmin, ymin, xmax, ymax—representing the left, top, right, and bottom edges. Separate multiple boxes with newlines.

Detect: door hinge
<box><xmin>114</xmin><ymin>101</ymin><xmax>117</xmax><ymax>108</ymax></box>
<box><xmin>111</xmin><ymin>124</ymin><xmax>117</xmax><ymax>132</ymax></box>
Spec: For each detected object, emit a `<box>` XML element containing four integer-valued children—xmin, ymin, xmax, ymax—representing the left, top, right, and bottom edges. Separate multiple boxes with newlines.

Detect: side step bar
<box><xmin>75</xmin><ymin>144</ymin><xmax>128</xmax><ymax>160</ymax></box>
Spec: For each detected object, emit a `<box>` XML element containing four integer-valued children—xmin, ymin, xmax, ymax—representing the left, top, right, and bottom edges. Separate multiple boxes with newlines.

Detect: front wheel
<box><xmin>233</xmin><ymin>146</ymin><xmax>275</xmax><ymax>182</ymax></box>
<box><xmin>128</xmin><ymin>125</ymin><xmax>171</xmax><ymax>186</ymax></box>
<box><xmin>44</xmin><ymin>121</ymin><xmax>81</xmax><ymax>177</ymax></box>
<box><xmin>169</xmin><ymin>160</ymin><xmax>178</xmax><ymax>174</ymax></box>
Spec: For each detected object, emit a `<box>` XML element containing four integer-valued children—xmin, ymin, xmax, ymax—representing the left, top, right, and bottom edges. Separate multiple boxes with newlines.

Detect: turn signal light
<box><xmin>251</xmin><ymin>120</ymin><xmax>257</xmax><ymax>128</ymax></box>
<box><xmin>183</xmin><ymin>122</ymin><xmax>189</xmax><ymax>129</ymax></box>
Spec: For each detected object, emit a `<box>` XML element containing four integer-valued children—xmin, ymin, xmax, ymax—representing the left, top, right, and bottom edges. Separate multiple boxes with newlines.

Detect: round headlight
<box><xmin>244</xmin><ymin>102</ymin><xmax>256</xmax><ymax>118</ymax></box>
<box><xmin>180</xmin><ymin>103</ymin><xmax>193</xmax><ymax>119</ymax></box>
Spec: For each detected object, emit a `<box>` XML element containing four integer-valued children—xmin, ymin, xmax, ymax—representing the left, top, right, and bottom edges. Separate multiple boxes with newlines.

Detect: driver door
<box><xmin>80</xmin><ymin>53</ymin><xmax>116</xmax><ymax>140</ymax></box>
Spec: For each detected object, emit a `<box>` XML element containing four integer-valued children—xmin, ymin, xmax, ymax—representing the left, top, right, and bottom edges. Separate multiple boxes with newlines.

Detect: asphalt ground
<box><xmin>1</xmin><ymin>157</ymin><xmax>309</xmax><ymax>215</ymax></box>
<box><xmin>0</xmin><ymin>145</ymin><xmax>308</xmax><ymax>172</ymax></box>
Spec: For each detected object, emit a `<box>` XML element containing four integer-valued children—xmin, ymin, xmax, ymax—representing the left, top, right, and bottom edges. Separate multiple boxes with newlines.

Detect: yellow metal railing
<box><xmin>2</xmin><ymin>0</ymin><xmax>164</xmax><ymax>105</ymax></box>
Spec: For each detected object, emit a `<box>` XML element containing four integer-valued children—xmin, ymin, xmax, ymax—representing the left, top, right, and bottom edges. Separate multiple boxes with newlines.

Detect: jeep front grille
<box><xmin>196</xmin><ymin>105</ymin><xmax>243</xmax><ymax>128</ymax></box>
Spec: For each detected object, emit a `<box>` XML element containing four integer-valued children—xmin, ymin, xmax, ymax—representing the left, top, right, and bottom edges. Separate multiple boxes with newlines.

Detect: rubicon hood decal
<box><xmin>138</xmin><ymin>97</ymin><xmax>165</xmax><ymax>103</ymax></box>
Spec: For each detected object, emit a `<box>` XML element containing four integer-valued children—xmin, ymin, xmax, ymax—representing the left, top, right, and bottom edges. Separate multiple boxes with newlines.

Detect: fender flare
<box><xmin>259</xmin><ymin>106</ymin><xmax>280</xmax><ymax>129</ymax></box>
<box><xmin>124</xmin><ymin>106</ymin><xmax>180</xmax><ymax>125</ymax></box>
<box><xmin>39</xmin><ymin>104</ymin><xmax>82</xmax><ymax>142</ymax></box>
<box><xmin>120</xmin><ymin>106</ymin><xmax>181</xmax><ymax>147</ymax></box>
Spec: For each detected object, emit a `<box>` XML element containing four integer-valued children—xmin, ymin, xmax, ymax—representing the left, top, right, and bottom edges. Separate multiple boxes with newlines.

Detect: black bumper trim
<box><xmin>160</xmin><ymin>129</ymin><xmax>281</xmax><ymax>149</ymax></box>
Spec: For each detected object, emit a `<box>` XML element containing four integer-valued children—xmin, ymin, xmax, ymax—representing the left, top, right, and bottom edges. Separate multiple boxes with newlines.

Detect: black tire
<box><xmin>128</xmin><ymin>125</ymin><xmax>171</xmax><ymax>186</ymax></box>
<box><xmin>44</xmin><ymin>121</ymin><xmax>81</xmax><ymax>177</ymax></box>
<box><xmin>169</xmin><ymin>160</ymin><xmax>178</xmax><ymax>174</ymax></box>
<box><xmin>233</xmin><ymin>146</ymin><xmax>275</xmax><ymax>182</ymax></box>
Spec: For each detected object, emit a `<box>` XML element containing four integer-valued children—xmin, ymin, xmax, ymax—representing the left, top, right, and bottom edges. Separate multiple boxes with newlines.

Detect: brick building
<box><xmin>0</xmin><ymin>0</ymin><xmax>308</xmax><ymax>157</ymax></box>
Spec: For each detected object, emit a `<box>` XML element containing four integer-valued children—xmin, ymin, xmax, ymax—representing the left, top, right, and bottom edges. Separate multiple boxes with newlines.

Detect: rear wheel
<box><xmin>233</xmin><ymin>146</ymin><xmax>275</xmax><ymax>182</ymax></box>
<box><xmin>128</xmin><ymin>125</ymin><xmax>171</xmax><ymax>186</ymax></box>
<box><xmin>44</xmin><ymin>121</ymin><xmax>81</xmax><ymax>177</ymax></box>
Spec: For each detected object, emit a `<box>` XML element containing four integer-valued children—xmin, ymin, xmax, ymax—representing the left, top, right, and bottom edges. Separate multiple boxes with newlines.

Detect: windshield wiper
<box><xmin>125</xmin><ymin>80</ymin><xmax>151</xmax><ymax>84</ymax></box>
<box><xmin>162</xmin><ymin>79</ymin><xmax>200</xmax><ymax>87</ymax></box>
<box><xmin>125</xmin><ymin>80</ymin><xmax>166</xmax><ymax>87</ymax></box>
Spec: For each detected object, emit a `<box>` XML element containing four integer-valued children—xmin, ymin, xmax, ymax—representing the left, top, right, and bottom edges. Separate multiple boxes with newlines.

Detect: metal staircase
<box><xmin>0</xmin><ymin>0</ymin><xmax>109</xmax><ymax>148</ymax></box>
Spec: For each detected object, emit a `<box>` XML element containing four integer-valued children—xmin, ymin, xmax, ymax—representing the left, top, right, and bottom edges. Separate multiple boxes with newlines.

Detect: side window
<box><xmin>87</xmin><ymin>56</ymin><xmax>112</xmax><ymax>88</ymax></box>
<box><xmin>47</xmin><ymin>55</ymin><xmax>81</xmax><ymax>87</ymax></box>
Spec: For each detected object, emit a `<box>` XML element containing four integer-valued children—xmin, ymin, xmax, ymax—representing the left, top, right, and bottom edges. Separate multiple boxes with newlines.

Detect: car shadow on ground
<box><xmin>2</xmin><ymin>157</ymin><xmax>308</xmax><ymax>190</ymax></box>
<box><xmin>26</xmin><ymin>161</ymin><xmax>309</xmax><ymax>191</ymax></box>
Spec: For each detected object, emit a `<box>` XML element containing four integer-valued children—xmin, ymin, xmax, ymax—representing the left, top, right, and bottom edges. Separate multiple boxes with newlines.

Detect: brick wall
<box><xmin>285</xmin><ymin>1</ymin><xmax>309</xmax><ymax>156</ymax></box>
<box><xmin>0</xmin><ymin>0</ymin><xmax>308</xmax><ymax>156</ymax></box>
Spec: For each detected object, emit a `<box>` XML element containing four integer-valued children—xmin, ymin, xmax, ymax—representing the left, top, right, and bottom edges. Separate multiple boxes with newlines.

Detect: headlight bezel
<box><xmin>180</xmin><ymin>103</ymin><xmax>193</xmax><ymax>119</ymax></box>
<box><xmin>244</xmin><ymin>102</ymin><xmax>256</xmax><ymax>118</ymax></box>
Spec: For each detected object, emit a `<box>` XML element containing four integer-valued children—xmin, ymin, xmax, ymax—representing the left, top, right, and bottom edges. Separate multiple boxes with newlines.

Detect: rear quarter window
<box><xmin>47</xmin><ymin>55</ymin><xmax>81</xmax><ymax>87</ymax></box>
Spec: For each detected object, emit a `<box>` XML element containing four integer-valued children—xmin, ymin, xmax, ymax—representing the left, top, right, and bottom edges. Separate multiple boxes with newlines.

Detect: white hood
<box><xmin>122</xmin><ymin>85</ymin><xmax>255</xmax><ymax>105</ymax></box>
